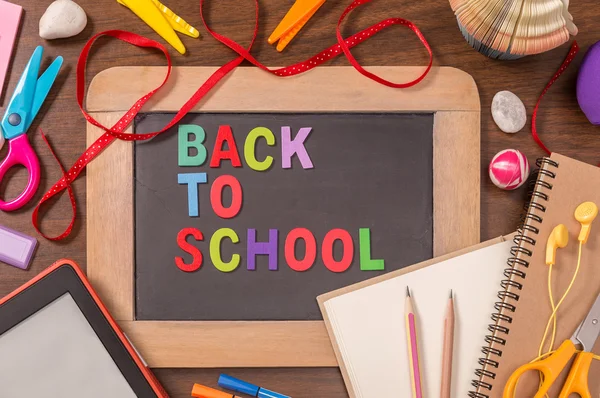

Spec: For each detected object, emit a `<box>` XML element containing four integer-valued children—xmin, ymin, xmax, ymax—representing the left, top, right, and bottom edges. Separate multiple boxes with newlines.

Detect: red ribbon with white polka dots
<box><xmin>32</xmin><ymin>31</ymin><xmax>175</xmax><ymax>240</ymax></box>
<box><xmin>33</xmin><ymin>0</ymin><xmax>433</xmax><ymax>240</ymax></box>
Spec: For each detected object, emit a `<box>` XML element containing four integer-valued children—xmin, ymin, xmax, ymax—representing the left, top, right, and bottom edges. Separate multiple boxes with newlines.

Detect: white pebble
<box><xmin>491</xmin><ymin>91</ymin><xmax>527</xmax><ymax>133</ymax></box>
<box><xmin>39</xmin><ymin>0</ymin><xmax>87</xmax><ymax>40</ymax></box>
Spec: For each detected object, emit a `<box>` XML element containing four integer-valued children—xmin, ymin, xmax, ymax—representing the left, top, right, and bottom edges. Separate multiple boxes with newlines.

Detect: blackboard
<box><xmin>134</xmin><ymin>112</ymin><xmax>434</xmax><ymax>321</ymax></box>
<box><xmin>86</xmin><ymin>66</ymin><xmax>480</xmax><ymax>367</ymax></box>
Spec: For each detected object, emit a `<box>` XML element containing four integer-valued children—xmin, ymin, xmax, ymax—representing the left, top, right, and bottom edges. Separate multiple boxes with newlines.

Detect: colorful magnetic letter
<box><xmin>244</xmin><ymin>127</ymin><xmax>275</xmax><ymax>171</ymax></box>
<box><xmin>178</xmin><ymin>124</ymin><xmax>207</xmax><ymax>166</ymax></box>
<box><xmin>175</xmin><ymin>228</ymin><xmax>203</xmax><ymax>272</ymax></box>
<box><xmin>178</xmin><ymin>173</ymin><xmax>207</xmax><ymax>217</ymax></box>
<box><xmin>281</xmin><ymin>126</ymin><xmax>314</xmax><ymax>169</ymax></box>
<box><xmin>322</xmin><ymin>229</ymin><xmax>354</xmax><ymax>273</ymax></box>
<box><xmin>210</xmin><ymin>125</ymin><xmax>242</xmax><ymax>168</ymax></box>
<box><xmin>359</xmin><ymin>228</ymin><xmax>385</xmax><ymax>271</ymax></box>
<box><xmin>210</xmin><ymin>228</ymin><xmax>241</xmax><ymax>272</ymax></box>
<box><xmin>210</xmin><ymin>175</ymin><xmax>243</xmax><ymax>219</ymax></box>
<box><xmin>247</xmin><ymin>229</ymin><xmax>279</xmax><ymax>271</ymax></box>
<box><xmin>285</xmin><ymin>228</ymin><xmax>317</xmax><ymax>272</ymax></box>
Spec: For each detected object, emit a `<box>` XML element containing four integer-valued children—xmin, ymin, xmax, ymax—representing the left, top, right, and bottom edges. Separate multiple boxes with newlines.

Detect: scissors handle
<box><xmin>503</xmin><ymin>340</ymin><xmax>577</xmax><ymax>398</ymax></box>
<box><xmin>0</xmin><ymin>135</ymin><xmax>41</xmax><ymax>212</ymax></box>
<box><xmin>559</xmin><ymin>351</ymin><xmax>593</xmax><ymax>398</ymax></box>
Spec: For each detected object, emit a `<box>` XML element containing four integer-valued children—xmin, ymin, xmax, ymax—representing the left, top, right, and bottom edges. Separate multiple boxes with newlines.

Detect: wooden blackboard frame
<box><xmin>86</xmin><ymin>66</ymin><xmax>480</xmax><ymax>368</ymax></box>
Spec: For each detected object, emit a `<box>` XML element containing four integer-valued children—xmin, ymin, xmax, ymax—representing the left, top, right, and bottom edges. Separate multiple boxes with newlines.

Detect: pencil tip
<box><xmin>406</xmin><ymin>286</ymin><xmax>411</xmax><ymax>297</ymax></box>
<box><xmin>450</xmin><ymin>289</ymin><xmax>453</xmax><ymax>299</ymax></box>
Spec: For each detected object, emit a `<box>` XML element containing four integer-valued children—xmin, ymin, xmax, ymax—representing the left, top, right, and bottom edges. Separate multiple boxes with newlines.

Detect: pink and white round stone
<box><xmin>489</xmin><ymin>149</ymin><xmax>530</xmax><ymax>190</ymax></box>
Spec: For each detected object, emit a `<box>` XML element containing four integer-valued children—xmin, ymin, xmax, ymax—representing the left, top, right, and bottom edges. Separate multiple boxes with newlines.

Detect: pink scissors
<box><xmin>0</xmin><ymin>46</ymin><xmax>63</xmax><ymax>211</ymax></box>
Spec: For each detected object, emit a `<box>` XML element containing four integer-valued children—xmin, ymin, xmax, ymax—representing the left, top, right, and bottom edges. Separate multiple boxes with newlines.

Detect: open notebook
<box><xmin>318</xmin><ymin>236</ymin><xmax>513</xmax><ymax>397</ymax></box>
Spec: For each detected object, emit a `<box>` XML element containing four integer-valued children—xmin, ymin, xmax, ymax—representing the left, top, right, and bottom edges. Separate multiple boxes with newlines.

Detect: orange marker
<box><xmin>191</xmin><ymin>383</ymin><xmax>241</xmax><ymax>398</ymax></box>
<box><xmin>268</xmin><ymin>0</ymin><xmax>326</xmax><ymax>52</ymax></box>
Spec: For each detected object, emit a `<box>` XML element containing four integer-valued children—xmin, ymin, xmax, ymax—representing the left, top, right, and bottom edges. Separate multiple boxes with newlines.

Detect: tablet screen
<box><xmin>0</xmin><ymin>293</ymin><xmax>137</xmax><ymax>398</ymax></box>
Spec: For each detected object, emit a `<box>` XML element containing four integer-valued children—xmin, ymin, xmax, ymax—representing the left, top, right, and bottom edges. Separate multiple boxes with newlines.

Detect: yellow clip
<box><xmin>268</xmin><ymin>0</ymin><xmax>326</xmax><ymax>52</ymax></box>
<box><xmin>117</xmin><ymin>0</ymin><xmax>199</xmax><ymax>54</ymax></box>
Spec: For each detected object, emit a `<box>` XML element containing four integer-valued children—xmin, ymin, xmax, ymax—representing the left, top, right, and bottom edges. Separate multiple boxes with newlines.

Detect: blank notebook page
<box><xmin>323</xmin><ymin>240</ymin><xmax>512</xmax><ymax>397</ymax></box>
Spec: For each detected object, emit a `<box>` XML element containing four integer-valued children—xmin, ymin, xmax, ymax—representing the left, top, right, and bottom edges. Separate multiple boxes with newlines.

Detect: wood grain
<box><xmin>434</xmin><ymin>111</ymin><xmax>480</xmax><ymax>254</ymax></box>
<box><xmin>2</xmin><ymin>0</ymin><xmax>600</xmax><ymax>396</ymax></box>
<box><xmin>120</xmin><ymin>321</ymin><xmax>337</xmax><ymax>368</ymax></box>
<box><xmin>86</xmin><ymin>66</ymin><xmax>480</xmax><ymax>112</ymax></box>
<box><xmin>87</xmin><ymin>112</ymin><xmax>135</xmax><ymax>320</ymax></box>
<box><xmin>86</xmin><ymin>66</ymin><xmax>479</xmax><ymax>367</ymax></box>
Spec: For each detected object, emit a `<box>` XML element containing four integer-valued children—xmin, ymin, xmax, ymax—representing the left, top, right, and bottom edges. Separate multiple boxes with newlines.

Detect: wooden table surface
<box><xmin>2</xmin><ymin>0</ymin><xmax>600</xmax><ymax>396</ymax></box>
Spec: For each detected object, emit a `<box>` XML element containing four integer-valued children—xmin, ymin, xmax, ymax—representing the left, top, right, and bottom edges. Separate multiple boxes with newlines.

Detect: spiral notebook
<box><xmin>471</xmin><ymin>153</ymin><xmax>600</xmax><ymax>397</ymax></box>
<box><xmin>317</xmin><ymin>236</ymin><xmax>514</xmax><ymax>397</ymax></box>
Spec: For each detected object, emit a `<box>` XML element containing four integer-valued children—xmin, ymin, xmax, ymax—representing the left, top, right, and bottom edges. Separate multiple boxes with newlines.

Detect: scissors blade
<box><xmin>571</xmin><ymin>292</ymin><xmax>600</xmax><ymax>352</ymax></box>
<box><xmin>27</xmin><ymin>55</ymin><xmax>63</xmax><ymax>130</ymax></box>
<box><xmin>1</xmin><ymin>46</ymin><xmax>43</xmax><ymax>138</ymax></box>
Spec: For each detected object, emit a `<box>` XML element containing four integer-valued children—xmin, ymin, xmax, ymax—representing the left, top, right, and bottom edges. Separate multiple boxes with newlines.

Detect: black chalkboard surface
<box><xmin>134</xmin><ymin>113</ymin><xmax>433</xmax><ymax>321</ymax></box>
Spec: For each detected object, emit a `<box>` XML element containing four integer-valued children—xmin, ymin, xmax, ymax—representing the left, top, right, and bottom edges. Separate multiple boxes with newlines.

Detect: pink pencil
<box><xmin>405</xmin><ymin>287</ymin><xmax>423</xmax><ymax>398</ymax></box>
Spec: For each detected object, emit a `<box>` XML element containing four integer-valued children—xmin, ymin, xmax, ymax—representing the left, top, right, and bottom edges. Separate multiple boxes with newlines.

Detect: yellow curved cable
<box><xmin>539</xmin><ymin>241</ymin><xmax>583</xmax><ymax>356</ymax></box>
<box><xmin>510</xmin><ymin>242</ymin><xmax>585</xmax><ymax>398</ymax></box>
<box><xmin>538</xmin><ymin>264</ymin><xmax>557</xmax><ymax>356</ymax></box>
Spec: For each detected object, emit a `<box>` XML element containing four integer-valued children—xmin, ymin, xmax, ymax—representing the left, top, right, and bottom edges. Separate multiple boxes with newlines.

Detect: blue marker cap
<box><xmin>257</xmin><ymin>388</ymin><xmax>291</xmax><ymax>398</ymax></box>
<box><xmin>218</xmin><ymin>374</ymin><xmax>259</xmax><ymax>396</ymax></box>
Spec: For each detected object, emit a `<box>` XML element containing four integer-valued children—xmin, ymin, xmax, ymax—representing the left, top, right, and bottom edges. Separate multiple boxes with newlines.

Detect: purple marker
<box><xmin>0</xmin><ymin>225</ymin><xmax>37</xmax><ymax>270</ymax></box>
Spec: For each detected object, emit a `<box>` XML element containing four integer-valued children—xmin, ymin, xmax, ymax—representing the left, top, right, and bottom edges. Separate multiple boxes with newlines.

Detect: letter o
<box><xmin>210</xmin><ymin>175</ymin><xmax>243</xmax><ymax>219</ymax></box>
<box><xmin>285</xmin><ymin>228</ymin><xmax>317</xmax><ymax>272</ymax></box>
<box><xmin>322</xmin><ymin>229</ymin><xmax>354</xmax><ymax>273</ymax></box>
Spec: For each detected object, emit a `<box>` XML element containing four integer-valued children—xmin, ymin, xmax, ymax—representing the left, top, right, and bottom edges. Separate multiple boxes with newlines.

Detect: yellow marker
<box><xmin>117</xmin><ymin>0</ymin><xmax>199</xmax><ymax>54</ymax></box>
<box><xmin>268</xmin><ymin>0</ymin><xmax>326</xmax><ymax>52</ymax></box>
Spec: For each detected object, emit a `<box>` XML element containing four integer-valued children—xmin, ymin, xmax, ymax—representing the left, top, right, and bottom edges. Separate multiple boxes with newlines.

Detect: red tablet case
<box><xmin>0</xmin><ymin>259</ymin><xmax>169</xmax><ymax>398</ymax></box>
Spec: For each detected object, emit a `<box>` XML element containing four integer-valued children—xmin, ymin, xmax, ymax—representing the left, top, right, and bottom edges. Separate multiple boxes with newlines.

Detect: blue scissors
<box><xmin>0</xmin><ymin>46</ymin><xmax>63</xmax><ymax>212</ymax></box>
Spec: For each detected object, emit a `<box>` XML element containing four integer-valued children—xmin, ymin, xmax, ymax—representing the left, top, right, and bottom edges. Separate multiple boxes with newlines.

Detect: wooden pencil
<box><xmin>405</xmin><ymin>287</ymin><xmax>423</xmax><ymax>398</ymax></box>
<box><xmin>440</xmin><ymin>290</ymin><xmax>455</xmax><ymax>398</ymax></box>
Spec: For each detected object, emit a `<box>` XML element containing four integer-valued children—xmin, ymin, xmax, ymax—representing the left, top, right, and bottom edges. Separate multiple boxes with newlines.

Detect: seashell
<box><xmin>39</xmin><ymin>0</ymin><xmax>87</xmax><ymax>40</ymax></box>
<box><xmin>449</xmin><ymin>0</ymin><xmax>577</xmax><ymax>60</ymax></box>
<box><xmin>491</xmin><ymin>91</ymin><xmax>527</xmax><ymax>133</ymax></box>
<box><xmin>577</xmin><ymin>40</ymin><xmax>600</xmax><ymax>125</ymax></box>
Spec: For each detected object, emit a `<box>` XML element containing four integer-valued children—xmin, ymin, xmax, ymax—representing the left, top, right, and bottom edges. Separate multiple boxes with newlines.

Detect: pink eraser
<box><xmin>0</xmin><ymin>0</ymin><xmax>23</xmax><ymax>100</ymax></box>
<box><xmin>0</xmin><ymin>225</ymin><xmax>37</xmax><ymax>270</ymax></box>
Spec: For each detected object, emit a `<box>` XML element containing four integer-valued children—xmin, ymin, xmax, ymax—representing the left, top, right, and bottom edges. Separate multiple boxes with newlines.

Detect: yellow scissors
<box><xmin>504</xmin><ymin>292</ymin><xmax>600</xmax><ymax>398</ymax></box>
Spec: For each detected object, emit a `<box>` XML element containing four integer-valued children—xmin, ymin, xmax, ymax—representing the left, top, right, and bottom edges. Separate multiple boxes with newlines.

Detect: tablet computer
<box><xmin>0</xmin><ymin>259</ymin><xmax>168</xmax><ymax>397</ymax></box>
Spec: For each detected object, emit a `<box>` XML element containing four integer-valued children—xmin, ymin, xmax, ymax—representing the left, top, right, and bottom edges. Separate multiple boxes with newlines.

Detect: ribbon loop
<box><xmin>32</xmin><ymin>131</ymin><xmax>76</xmax><ymax>241</ymax></box>
<box><xmin>336</xmin><ymin>1</ymin><xmax>432</xmax><ymax>88</ymax></box>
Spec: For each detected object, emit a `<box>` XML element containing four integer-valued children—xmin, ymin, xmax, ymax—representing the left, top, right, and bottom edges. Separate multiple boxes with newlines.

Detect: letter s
<box><xmin>175</xmin><ymin>227</ymin><xmax>204</xmax><ymax>272</ymax></box>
